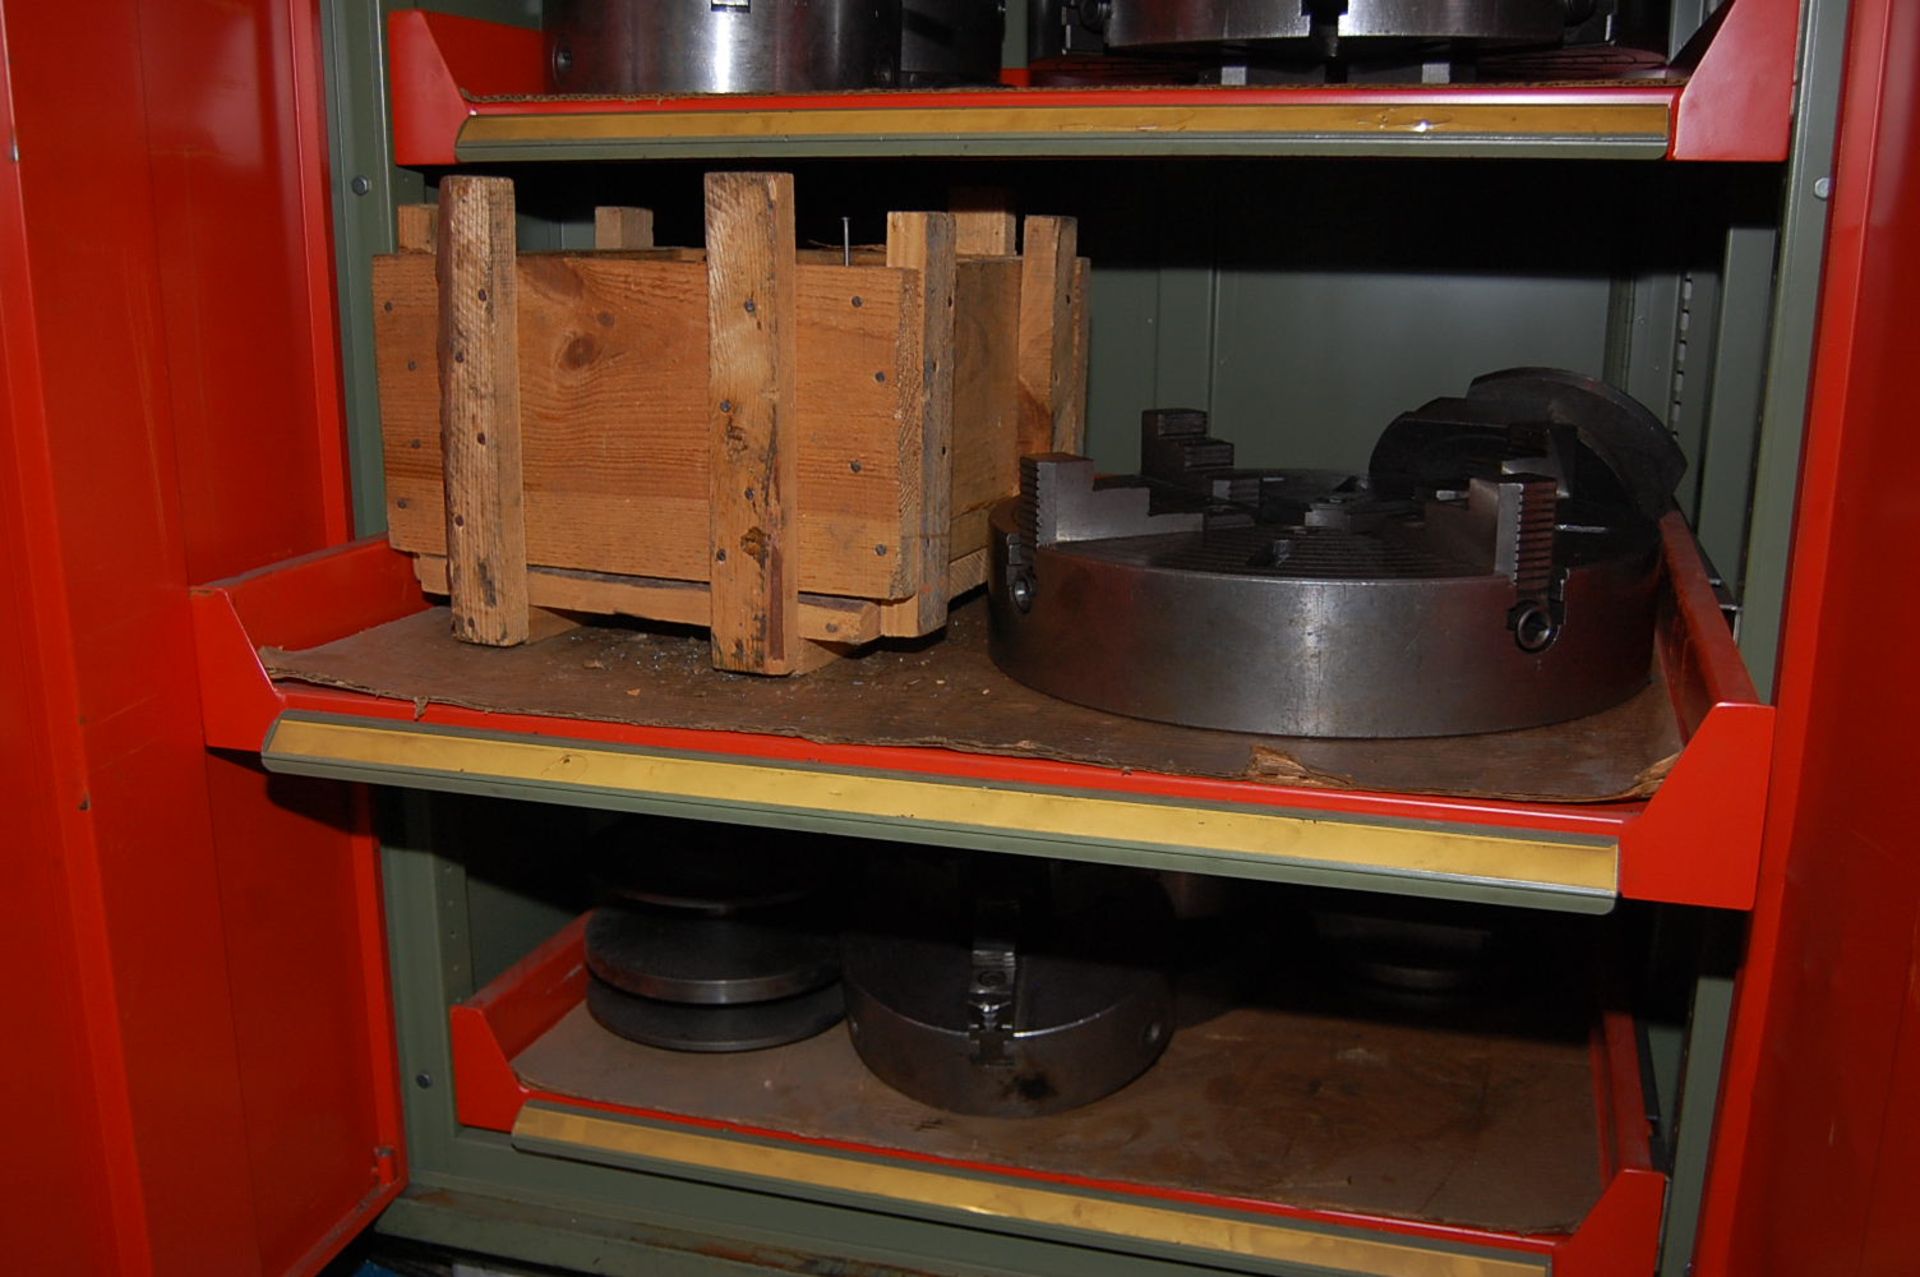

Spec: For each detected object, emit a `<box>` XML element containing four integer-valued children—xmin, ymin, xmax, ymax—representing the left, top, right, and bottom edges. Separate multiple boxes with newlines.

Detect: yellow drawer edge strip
<box><xmin>463</xmin><ymin>101</ymin><xmax>1671</xmax><ymax>147</ymax></box>
<box><xmin>265</xmin><ymin>716</ymin><xmax>1616</xmax><ymax>894</ymax></box>
<box><xmin>514</xmin><ymin>1104</ymin><xmax>1548</xmax><ymax>1277</ymax></box>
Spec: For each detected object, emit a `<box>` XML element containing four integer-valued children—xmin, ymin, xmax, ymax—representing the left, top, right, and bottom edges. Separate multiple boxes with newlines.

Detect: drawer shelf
<box><xmin>190</xmin><ymin>514</ymin><xmax>1771</xmax><ymax>914</ymax></box>
<box><xmin>445</xmin><ymin>912</ymin><xmax>1665</xmax><ymax>1277</ymax></box>
<box><xmin>387</xmin><ymin>1</ymin><xmax>1795</xmax><ymax>167</ymax></box>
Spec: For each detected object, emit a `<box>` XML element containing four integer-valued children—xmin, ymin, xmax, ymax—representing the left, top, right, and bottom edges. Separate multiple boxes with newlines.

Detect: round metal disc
<box><xmin>585</xmin><ymin>903</ymin><xmax>840</xmax><ymax>1006</ymax></box>
<box><xmin>545</xmin><ymin>0</ymin><xmax>901</xmax><ymax>96</ymax></box>
<box><xmin>585</xmin><ymin>976</ymin><xmax>845</xmax><ymax>1053</ymax></box>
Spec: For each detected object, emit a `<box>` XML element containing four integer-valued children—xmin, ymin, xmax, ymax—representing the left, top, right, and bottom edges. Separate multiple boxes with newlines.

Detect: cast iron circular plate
<box><xmin>585</xmin><ymin>975</ymin><xmax>846</xmax><ymax>1053</ymax></box>
<box><xmin>585</xmin><ymin>903</ymin><xmax>841</xmax><ymax>1005</ymax></box>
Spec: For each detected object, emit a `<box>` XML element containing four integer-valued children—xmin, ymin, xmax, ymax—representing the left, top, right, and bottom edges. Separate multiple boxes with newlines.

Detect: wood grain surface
<box><xmin>375</xmin><ymin>253</ymin><xmax>920</xmax><ymax>599</ymax></box>
<box><xmin>436</xmin><ymin>176</ymin><xmax>529</xmax><ymax>645</ymax></box>
<box><xmin>881</xmin><ymin>211</ymin><xmax>957</xmax><ymax>638</ymax></box>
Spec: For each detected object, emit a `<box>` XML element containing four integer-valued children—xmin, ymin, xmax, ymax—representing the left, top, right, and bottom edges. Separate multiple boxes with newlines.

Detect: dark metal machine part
<box><xmin>581</xmin><ymin>820</ymin><xmax>844</xmax><ymax>1053</ymax></box>
<box><xmin>586</xmin><ymin>977</ymin><xmax>847</xmax><ymax>1054</ymax></box>
<box><xmin>1031</xmin><ymin>0</ymin><xmax>1666</xmax><ymax>79</ymax></box>
<box><xmin>585</xmin><ymin>903</ymin><xmax>841</xmax><ymax>1006</ymax></box>
<box><xmin>545</xmin><ymin>0</ymin><xmax>903</xmax><ymax>96</ymax></box>
<box><xmin>901</xmin><ymin>0</ymin><xmax>1007</xmax><ymax>86</ymax></box>
<box><xmin>988</xmin><ymin>369</ymin><xmax>1678</xmax><ymax>738</ymax></box>
<box><xmin>842</xmin><ymin>857</ymin><xmax>1176</xmax><ymax>1117</ymax></box>
<box><xmin>1105</xmin><ymin>0</ymin><xmax>1571</xmax><ymax>47</ymax></box>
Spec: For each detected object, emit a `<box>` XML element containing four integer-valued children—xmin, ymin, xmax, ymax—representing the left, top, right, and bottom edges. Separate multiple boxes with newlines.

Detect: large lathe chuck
<box><xmin>987</xmin><ymin>368</ymin><xmax>1683</xmax><ymax>739</ymax></box>
<box><xmin>842</xmin><ymin>857</ymin><xmax>1176</xmax><ymax>1117</ymax></box>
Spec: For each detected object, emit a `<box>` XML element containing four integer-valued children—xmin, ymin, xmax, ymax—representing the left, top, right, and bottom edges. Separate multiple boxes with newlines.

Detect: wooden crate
<box><xmin>372</xmin><ymin>173</ymin><xmax>1089</xmax><ymax>674</ymax></box>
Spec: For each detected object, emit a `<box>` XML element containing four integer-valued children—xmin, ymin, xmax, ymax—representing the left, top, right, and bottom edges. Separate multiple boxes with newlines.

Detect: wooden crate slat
<box><xmin>1017</xmin><ymin>215</ymin><xmax>1079</xmax><ymax>458</ymax></box>
<box><xmin>436</xmin><ymin>175</ymin><xmax>530</xmax><ymax>646</ymax></box>
<box><xmin>881</xmin><ymin>211</ymin><xmax>957</xmax><ymax>638</ymax></box>
<box><xmin>593</xmin><ymin>206</ymin><xmax>655</xmax><ymax>250</ymax></box>
<box><xmin>412</xmin><ymin>556</ymin><xmax>881</xmax><ymax>645</ymax></box>
<box><xmin>951</xmin><ymin>187</ymin><xmax>1018</xmax><ymax>257</ymax></box>
<box><xmin>949</xmin><ymin>256</ymin><xmax>1022</xmax><ymax>560</ymax></box>
<box><xmin>1061</xmin><ymin>256</ymin><xmax>1092</xmax><ymax>455</ymax></box>
<box><xmin>705</xmin><ymin>171</ymin><xmax>803</xmax><ymax>674</ymax></box>
<box><xmin>375</xmin><ymin>254</ymin><xmax>918</xmax><ymax>599</ymax></box>
<box><xmin>396</xmin><ymin>203</ymin><xmax>437</xmax><ymax>254</ymax></box>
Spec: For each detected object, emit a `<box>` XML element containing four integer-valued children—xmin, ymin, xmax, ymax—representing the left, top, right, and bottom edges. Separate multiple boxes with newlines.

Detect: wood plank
<box><xmin>797</xmin><ymin>248</ymin><xmax>888</xmax><ymax>266</ymax></box>
<box><xmin>374</xmin><ymin>253</ymin><xmax>918</xmax><ymax>599</ymax></box>
<box><xmin>412</xmin><ymin>556</ymin><xmax>880</xmax><ymax>645</ymax></box>
<box><xmin>705</xmin><ymin>172</ymin><xmax>801</xmax><ymax>675</ymax></box>
<box><xmin>951</xmin><ymin>187</ymin><xmax>1017</xmax><ymax>257</ymax></box>
<box><xmin>1060</xmin><ymin>256</ymin><xmax>1092</xmax><ymax>454</ymax></box>
<box><xmin>1017</xmin><ymin>215</ymin><xmax>1078</xmax><ymax>459</ymax></box>
<box><xmin>948</xmin><ymin>547</ymin><xmax>988</xmax><ymax>596</ymax></box>
<box><xmin>437</xmin><ymin>176</ymin><xmax>529</xmax><ymax>646</ymax></box>
<box><xmin>881</xmin><ymin>211</ymin><xmax>957</xmax><ymax>639</ymax></box>
<box><xmin>593</xmin><ymin>206</ymin><xmax>655</xmax><ymax>250</ymax></box>
<box><xmin>949</xmin><ymin>256</ymin><xmax>1022</xmax><ymax>559</ymax></box>
<box><xmin>396</xmin><ymin>203</ymin><xmax>436</xmax><ymax>253</ymax></box>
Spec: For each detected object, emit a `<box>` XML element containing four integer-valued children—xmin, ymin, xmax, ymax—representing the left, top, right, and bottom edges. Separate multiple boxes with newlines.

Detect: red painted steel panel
<box><xmin>1856</xmin><ymin>908</ymin><xmax>1920</xmax><ymax>1273</ymax></box>
<box><xmin>202</xmin><ymin>756</ymin><xmax>403</xmax><ymax>1274</ymax></box>
<box><xmin>0</xmin><ymin>0</ymin><xmax>401</xmax><ymax>1270</ymax></box>
<box><xmin>142</xmin><ymin>0</ymin><xmax>350</xmax><ymax>582</ymax></box>
<box><xmin>3</xmin><ymin>0</ymin><xmax>264</xmax><ymax>1267</ymax></box>
<box><xmin>1694</xmin><ymin>0</ymin><xmax>1920</xmax><ymax>1271</ymax></box>
<box><xmin>1668</xmin><ymin>0</ymin><xmax>1800</xmax><ymax>162</ymax></box>
<box><xmin>0</xmin><ymin>20</ymin><xmax>131</xmax><ymax>1260</ymax></box>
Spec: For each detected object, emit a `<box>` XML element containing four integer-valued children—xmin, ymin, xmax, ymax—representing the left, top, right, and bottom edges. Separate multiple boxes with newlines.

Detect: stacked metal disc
<box><xmin>584</xmin><ymin>820</ymin><xmax>845</xmax><ymax>1053</ymax></box>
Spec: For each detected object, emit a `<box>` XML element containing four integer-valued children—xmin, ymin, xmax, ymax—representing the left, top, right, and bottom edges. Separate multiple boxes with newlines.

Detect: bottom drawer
<box><xmin>447</xmin><ymin>898</ymin><xmax>1663</xmax><ymax>1277</ymax></box>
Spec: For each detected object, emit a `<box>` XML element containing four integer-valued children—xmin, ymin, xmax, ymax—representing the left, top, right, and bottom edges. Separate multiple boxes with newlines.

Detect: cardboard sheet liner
<box><xmin>263</xmin><ymin>596</ymin><xmax>1678</xmax><ymax>804</ymax></box>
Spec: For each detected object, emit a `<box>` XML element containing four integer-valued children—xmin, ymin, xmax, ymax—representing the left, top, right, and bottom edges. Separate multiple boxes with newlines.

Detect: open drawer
<box><xmin>444</xmin><ymin>909</ymin><xmax>1664</xmax><ymax>1277</ymax></box>
<box><xmin>191</xmin><ymin>511</ymin><xmax>1771</xmax><ymax>915</ymax></box>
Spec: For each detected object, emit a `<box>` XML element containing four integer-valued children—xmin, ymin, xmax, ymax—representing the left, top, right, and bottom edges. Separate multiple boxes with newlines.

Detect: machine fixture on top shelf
<box><xmin>1030</xmin><ymin>0</ymin><xmax>1672</xmax><ymax>82</ymax></box>
<box><xmin>545</xmin><ymin>0</ymin><xmax>1008</xmax><ymax>95</ymax></box>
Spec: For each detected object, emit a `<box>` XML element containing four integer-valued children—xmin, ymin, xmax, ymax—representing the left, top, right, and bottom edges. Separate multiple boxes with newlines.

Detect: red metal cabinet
<box><xmin>3</xmin><ymin>0</ymin><xmax>1919</xmax><ymax>1272</ymax></box>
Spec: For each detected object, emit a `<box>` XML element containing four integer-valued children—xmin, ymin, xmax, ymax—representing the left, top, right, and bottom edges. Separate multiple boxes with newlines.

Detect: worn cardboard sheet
<box><xmin>513</xmin><ymin>969</ymin><xmax>1604</xmax><ymax>1234</ymax></box>
<box><xmin>263</xmin><ymin>595</ymin><xmax>1678</xmax><ymax>803</ymax></box>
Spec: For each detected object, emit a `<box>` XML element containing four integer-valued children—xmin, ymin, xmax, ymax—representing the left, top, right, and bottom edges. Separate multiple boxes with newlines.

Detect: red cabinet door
<box><xmin>1693</xmin><ymin>1</ymin><xmax>1920</xmax><ymax>1272</ymax></box>
<box><xmin>0</xmin><ymin>1</ymin><xmax>400</xmax><ymax>1271</ymax></box>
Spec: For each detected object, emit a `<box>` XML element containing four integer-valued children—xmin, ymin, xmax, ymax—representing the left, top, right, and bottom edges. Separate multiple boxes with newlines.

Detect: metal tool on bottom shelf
<box><xmin>840</xmin><ymin>854</ymin><xmax>1177</xmax><ymax>1117</ymax></box>
<box><xmin>988</xmin><ymin>367</ymin><xmax>1685</xmax><ymax>739</ymax></box>
<box><xmin>583</xmin><ymin>822</ymin><xmax>847</xmax><ymax>1052</ymax></box>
